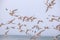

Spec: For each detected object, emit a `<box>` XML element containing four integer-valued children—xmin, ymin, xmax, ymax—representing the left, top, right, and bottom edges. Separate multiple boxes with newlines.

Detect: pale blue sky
<box><xmin>0</xmin><ymin>0</ymin><xmax>60</xmax><ymax>36</ymax></box>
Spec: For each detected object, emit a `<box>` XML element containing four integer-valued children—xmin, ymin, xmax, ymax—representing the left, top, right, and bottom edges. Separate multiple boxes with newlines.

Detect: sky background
<box><xmin>0</xmin><ymin>0</ymin><xmax>60</xmax><ymax>36</ymax></box>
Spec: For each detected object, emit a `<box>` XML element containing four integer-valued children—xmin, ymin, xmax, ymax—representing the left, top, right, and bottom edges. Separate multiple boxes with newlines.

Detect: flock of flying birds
<box><xmin>0</xmin><ymin>0</ymin><xmax>60</xmax><ymax>40</ymax></box>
